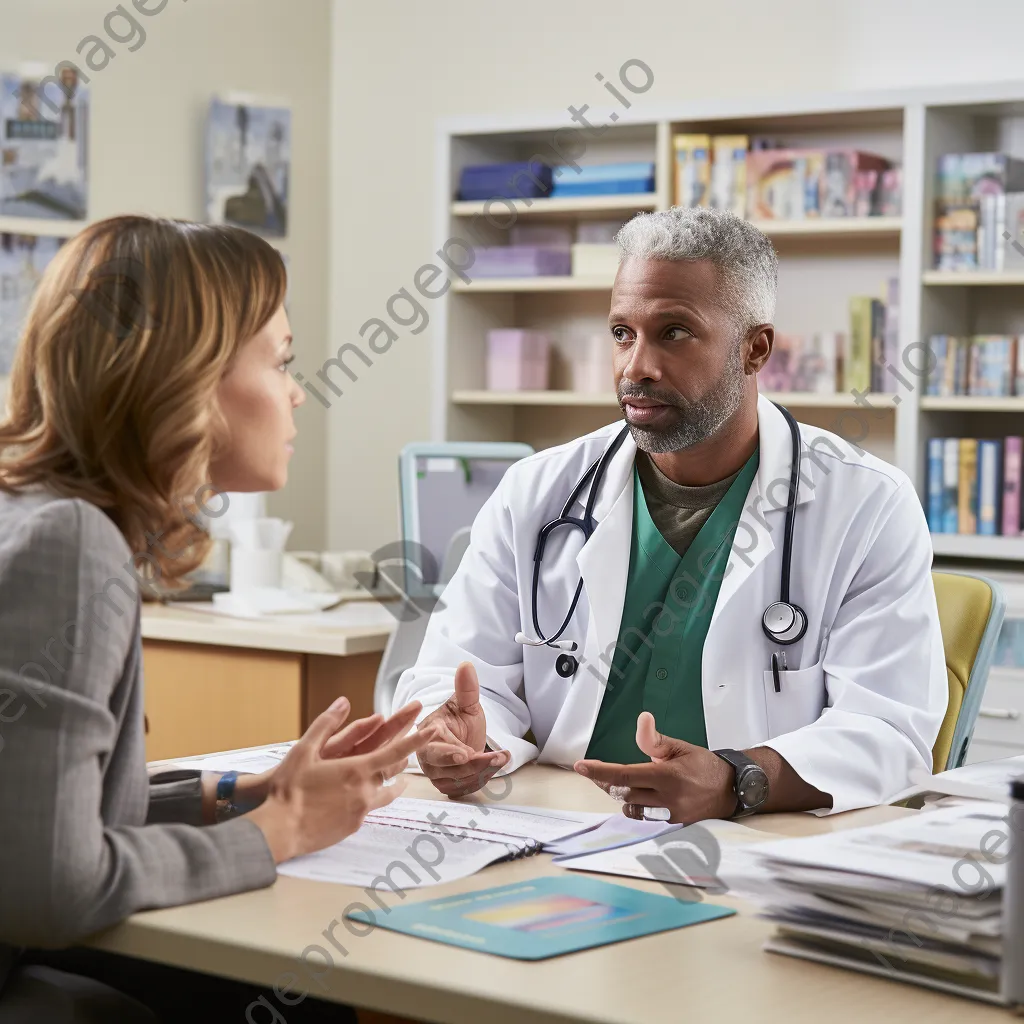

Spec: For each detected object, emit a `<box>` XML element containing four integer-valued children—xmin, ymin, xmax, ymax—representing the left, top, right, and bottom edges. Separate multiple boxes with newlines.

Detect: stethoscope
<box><xmin>514</xmin><ymin>403</ymin><xmax>807</xmax><ymax>688</ymax></box>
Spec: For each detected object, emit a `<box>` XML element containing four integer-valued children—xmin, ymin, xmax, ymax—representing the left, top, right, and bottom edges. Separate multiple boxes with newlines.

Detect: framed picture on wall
<box><xmin>0</xmin><ymin>232</ymin><xmax>67</xmax><ymax>375</ymax></box>
<box><xmin>0</xmin><ymin>69</ymin><xmax>89</xmax><ymax>220</ymax></box>
<box><xmin>205</xmin><ymin>95</ymin><xmax>290</xmax><ymax>238</ymax></box>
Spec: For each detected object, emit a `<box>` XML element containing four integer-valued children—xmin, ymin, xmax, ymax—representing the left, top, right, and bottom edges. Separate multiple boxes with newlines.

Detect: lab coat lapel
<box><xmin>711</xmin><ymin>395</ymin><xmax>814</xmax><ymax>626</ymax></box>
<box><xmin>539</xmin><ymin>425</ymin><xmax>636</xmax><ymax>765</ymax></box>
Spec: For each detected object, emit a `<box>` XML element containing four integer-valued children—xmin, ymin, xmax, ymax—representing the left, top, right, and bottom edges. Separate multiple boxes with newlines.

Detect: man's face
<box><xmin>609</xmin><ymin>257</ymin><xmax>767</xmax><ymax>453</ymax></box>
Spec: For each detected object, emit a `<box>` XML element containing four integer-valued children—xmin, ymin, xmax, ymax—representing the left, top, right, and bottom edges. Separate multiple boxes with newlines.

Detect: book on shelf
<box><xmin>673</xmin><ymin>134</ymin><xmax>711</xmax><ymax>208</ymax></box>
<box><xmin>759</xmin><ymin>331</ymin><xmax>840</xmax><ymax>393</ymax></box>
<box><xmin>927</xmin><ymin>438</ymin><xmax>944</xmax><ymax>532</ymax></box>
<box><xmin>934</xmin><ymin>153</ymin><xmax>1024</xmax><ymax>271</ymax></box>
<box><xmin>1004</xmin><ymin>437</ymin><xmax>1022</xmax><ymax>535</ymax></box>
<box><xmin>978</xmin><ymin>440</ymin><xmax>1002</xmax><ymax>535</ymax></box>
<box><xmin>928</xmin><ymin>436</ymin><xmax>1024</xmax><ymax>536</ymax></box>
<box><xmin>925</xmin><ymin>334</ymin><xmax>1019</xmax><ymax>397</ymax></box>
<box><xmin>457</xmin><ymin>161</ymin><xmax>553</xmax><ymax>202</ymax></box>
<box><xmin>671</xmin><ymin>136</ymin><xmax>901</xmax><ymax>220</ymax></box>
<box><xmin>748</xmin><ymin>148</ymin><xmax>893</xmax><ymax>221</ymax></box>
<box><xmin>709</xmin><ymin>135</ymin><xmax>748</xmax><ymax>217</ymax></box>
<box><xmin>942</xmin><ymin>437</ymin><xmax>960</xmax><ymax>534</ymax></box>
<box><xmin>549</xmin><ymin>161</ymin><xmax>655</xmax><ymax>197</ymax></box>
<box><xmin>958</xmin><ymin>438</ymin><xmax>979</xmax><ymax>534</ymax></box>
<box><xmin>847</xmin><ymin>295</ymin><xmax>883</xmax><ymax>393</ymax></box>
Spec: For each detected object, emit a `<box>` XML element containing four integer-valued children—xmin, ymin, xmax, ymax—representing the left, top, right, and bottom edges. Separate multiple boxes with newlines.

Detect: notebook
<box><xmin>344</xmin><ymin>875</ymin><xmax>734</xmax><ymax>959</ymax></box>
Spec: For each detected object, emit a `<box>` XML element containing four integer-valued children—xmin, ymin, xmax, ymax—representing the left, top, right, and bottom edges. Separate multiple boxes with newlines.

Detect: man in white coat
<box><xmin>394</xmin><ymin>205</ymin><xmax>947</xmax><ymax>822</ymax></box>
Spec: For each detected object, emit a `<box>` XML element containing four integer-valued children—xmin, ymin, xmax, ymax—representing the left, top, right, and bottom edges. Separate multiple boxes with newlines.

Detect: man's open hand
<box><xmin>573</xmin><ymin>712</ymin><xmax>735</xmax><ymax>823</ymax></box>
<box><xmin>417</xmin><ymin>661</ymin><xmax>511</xmax><ymax>797</ymax></box>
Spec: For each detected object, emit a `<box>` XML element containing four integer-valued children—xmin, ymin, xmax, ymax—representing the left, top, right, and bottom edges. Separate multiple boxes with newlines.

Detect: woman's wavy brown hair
<box><xmin>0</xmin><ymin>215</ymin><xmax>287</xmax><ymax>582</ymax></box>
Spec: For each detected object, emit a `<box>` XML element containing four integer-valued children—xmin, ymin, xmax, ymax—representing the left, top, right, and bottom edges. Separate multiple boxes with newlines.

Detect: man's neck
<box><xmin>646</xmin><ymin>397</ymin><xmax>759</xmax><ymax>487</ymax></box>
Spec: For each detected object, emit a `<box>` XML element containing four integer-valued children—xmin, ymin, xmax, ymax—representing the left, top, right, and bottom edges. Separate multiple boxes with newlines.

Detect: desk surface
<box><xmin>140</xmin><ymin>602</ymin><xmax>395</xmax><ymax>657</ymax></box>
<box><xmin>87</xmin><ymin>767</ymin><xmax>1009</xmax><ymax>1024</ymax></box>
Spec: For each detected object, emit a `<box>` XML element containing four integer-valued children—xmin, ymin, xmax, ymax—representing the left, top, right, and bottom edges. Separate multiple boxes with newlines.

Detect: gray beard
<box><xmin>623</xmin><ymin>353</ymin><xmax>748</xmax><ymax>454</ymax></box>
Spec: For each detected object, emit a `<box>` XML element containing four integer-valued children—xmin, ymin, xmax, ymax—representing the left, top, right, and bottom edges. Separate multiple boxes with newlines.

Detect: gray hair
<box><xmin>614</xmin><ymin>206</ymin><xmax>778</xmax><ymax>333</ymax></box>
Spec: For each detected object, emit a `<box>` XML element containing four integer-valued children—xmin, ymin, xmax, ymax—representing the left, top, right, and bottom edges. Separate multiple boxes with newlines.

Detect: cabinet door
<box><xmin>143</xmin><ymin>641</ymin><xmax>303</xmax><ymax>761</ymax></box>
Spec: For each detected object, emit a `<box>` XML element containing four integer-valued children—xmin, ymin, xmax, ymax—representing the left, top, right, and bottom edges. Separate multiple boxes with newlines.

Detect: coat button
<box><xmin>655</xmin><ymin>668</ymin><xmax>668</xmax><ymax>680</ymax></box>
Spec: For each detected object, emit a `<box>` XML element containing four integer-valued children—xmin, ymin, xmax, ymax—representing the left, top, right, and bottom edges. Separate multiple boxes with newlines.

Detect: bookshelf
<box><xmin>0</xmin><ymin>215</ymin><xmax>86</xmax><ymax>238</ymax></box>
<box><xmin>434</xmin><ymin>83</ymin><xmax>1024</xmax><ymax>566</ymax></box>
<box><xmin>452</xmin><ymin>389</ymin><xmax>896</xmax><ymax>410</ymax></box>
<box><xmin>451</xmin><ymin>194</ymin><xmax>659</xmax><ymax>218</ymax></box>
<box><xmin>452</xmin><ymin>276</ymin><xmax>614</xmax><ymax>293</ymax></box>
<box><xmin>923</xmin><ymin>270</ymin><xmax>1024</xmax><ymax>286</ymax></box>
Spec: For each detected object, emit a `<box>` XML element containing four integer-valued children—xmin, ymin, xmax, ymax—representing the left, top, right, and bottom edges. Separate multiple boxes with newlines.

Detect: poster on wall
<box><xmin>205</xmin><ymin>96</ymin><xmax>290</xmax><ymax>237</ymax></box>
<box><xmin>0</xmin><ymin>233</ymin><xmax>66</xmax><ymax>375</ymax></box>
<box><xmin>0</xmin><ymin>70</ymin><xmax>88</xmax><ymax>220</ymax></box>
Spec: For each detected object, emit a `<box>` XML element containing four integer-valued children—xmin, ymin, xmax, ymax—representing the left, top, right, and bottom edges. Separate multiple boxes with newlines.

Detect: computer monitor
<box><xmin>397</xmin><ymin>441</ymin><xmax>534</xmax><ymax>600</ymax></box>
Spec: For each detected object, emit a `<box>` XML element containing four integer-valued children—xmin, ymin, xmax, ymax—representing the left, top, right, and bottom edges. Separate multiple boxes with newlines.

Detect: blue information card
<box><xmin>345</xmin><ymin>875</ymin><xmax>735</xmax><ymax>960</ymax></box>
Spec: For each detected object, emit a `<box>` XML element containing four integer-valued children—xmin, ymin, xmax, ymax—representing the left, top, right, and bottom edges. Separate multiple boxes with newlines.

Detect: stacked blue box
<box><xmin>550</xmin><ymin>161</ymin><xmax>656</xmax><ymax>197</ymax></box>
<box><xmin>457</xmin><ymin>161</ymin><xmax>553</xmax><ymax>201</ymax></box>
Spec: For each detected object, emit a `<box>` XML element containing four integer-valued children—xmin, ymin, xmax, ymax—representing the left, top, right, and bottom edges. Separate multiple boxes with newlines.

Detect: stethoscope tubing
<box><xmin>521</xmin><ymin>404</ymin><xmax>806</xmax><ymax>668</ymax></box>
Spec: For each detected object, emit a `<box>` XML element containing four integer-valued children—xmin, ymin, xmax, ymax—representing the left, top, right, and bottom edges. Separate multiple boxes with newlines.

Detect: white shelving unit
<box><xmin>0</xmin><ymin>215</ymin><xmax>86</xmax><ymax>238</ymax></box>
<box><xmin>434</xmin><ymin>83</ymin><xmax>1024</xmax><ymax>569</ymax></box>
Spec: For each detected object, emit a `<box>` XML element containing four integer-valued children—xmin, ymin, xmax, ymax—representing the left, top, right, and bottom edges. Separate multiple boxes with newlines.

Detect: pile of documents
<box><xmin>720</xmin><ymin>803</ymin><xmax>1009</xmax><ymax>1003</ymax></box>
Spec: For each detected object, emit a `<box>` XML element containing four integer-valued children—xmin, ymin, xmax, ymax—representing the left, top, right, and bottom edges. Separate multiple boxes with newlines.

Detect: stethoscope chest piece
<box><xmin>762</xmin><ymin>601</ymin><xmax>807</xmax><ymax>645</ymax></box>
<box><xmin>555</xmin><ymin>654</ymin><xmax>579</xmax><ymax>678</ymax></box>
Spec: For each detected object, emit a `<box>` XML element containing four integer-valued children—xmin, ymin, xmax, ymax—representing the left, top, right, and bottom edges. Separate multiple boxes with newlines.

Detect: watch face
<box><xmin>737</xmin><ymin>767</ymin><xmax>769</xmax><ymax>808</ymax></box>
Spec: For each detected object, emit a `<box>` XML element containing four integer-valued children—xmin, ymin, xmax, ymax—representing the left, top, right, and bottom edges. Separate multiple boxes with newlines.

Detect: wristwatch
<box><xmin>712</xmin><ymin>749</ymin><xmax>769</xmax><ymax>818</ymax></box>
<box><xmin>214</xmin><ymin>771</ymin><xmax>262</xmax><ymax>822</ymax></box>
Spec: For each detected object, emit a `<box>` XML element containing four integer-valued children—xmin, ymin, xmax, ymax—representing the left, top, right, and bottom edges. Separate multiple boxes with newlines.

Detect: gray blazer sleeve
<box><xmin>0</xmin><ymin>498</ymin><xmax>277</xmax><ymax>949</ymax></box>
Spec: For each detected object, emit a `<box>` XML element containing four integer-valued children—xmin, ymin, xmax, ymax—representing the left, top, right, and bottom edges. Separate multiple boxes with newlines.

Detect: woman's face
<box><xmin>211</xmin><ymin>305</ymin><xmax>305</xmax><ymax>492</ymax></box>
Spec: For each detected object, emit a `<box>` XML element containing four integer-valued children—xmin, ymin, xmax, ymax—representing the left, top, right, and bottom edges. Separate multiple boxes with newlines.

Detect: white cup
<box><xmin>230</xmin><ymin>547</ymin><xmax>283</xmax><ymax>592</ymax></box>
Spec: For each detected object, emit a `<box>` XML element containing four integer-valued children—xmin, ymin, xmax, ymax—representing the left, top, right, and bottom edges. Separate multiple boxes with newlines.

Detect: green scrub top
<box><xmin>585</xmin><ymin>448</ymin><xmax>760</xmax><ymax>764</ymax></box>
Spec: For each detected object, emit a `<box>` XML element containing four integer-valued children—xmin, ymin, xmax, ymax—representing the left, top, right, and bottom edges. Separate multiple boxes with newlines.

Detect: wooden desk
<box><xmin>85</xmin><ymin>766</ymin><xmax>1010</xmax><ymax>1023</ymax></box>
<box><xmin>140</xmin><ymin>604</ymin><xmax>395</xmax><ymax>761</ymax></box>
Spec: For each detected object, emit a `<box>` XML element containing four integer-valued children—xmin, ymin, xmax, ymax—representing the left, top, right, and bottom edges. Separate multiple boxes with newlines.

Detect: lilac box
<box><xmin>473</xmin><ymin>246</ymin><xmax>572</xmax><ymax>278</ymax></box>
<box><xmin>487</xmin><ymin>330</ymin><xmax>550</xmax><ymax>391</ymax></box>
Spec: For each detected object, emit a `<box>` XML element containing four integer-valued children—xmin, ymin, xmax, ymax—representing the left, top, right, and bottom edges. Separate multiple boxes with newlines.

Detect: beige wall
<box><xmin>328</xmin><ymin>0</ymin><xmax>1024</xmax><ymax>553</ymax></box>
<box><xmin>1</xmin><ymin>0</ymin><xmax>331</xmax><ymax>549</ymax></box>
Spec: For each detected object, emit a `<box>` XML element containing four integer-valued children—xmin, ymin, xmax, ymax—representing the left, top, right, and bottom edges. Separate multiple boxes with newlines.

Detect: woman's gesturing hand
<box><xmin>247</xmin><ymin>697</ymin><xmax>436</xmax><ymax>864</ymax></box>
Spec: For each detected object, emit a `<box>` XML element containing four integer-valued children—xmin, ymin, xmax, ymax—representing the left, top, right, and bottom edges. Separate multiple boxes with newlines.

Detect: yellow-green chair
<box><xmin>931</xmin><ymin>571</ymin><xmax>1006</xmax><ymax>772</ymax></box>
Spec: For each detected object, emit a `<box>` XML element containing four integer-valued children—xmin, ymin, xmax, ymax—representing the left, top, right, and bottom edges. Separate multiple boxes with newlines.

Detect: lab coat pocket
<box><xmin>762</xmin><ymin>661</ymin><xmax>827</xmax><ymax>738</ymax></box>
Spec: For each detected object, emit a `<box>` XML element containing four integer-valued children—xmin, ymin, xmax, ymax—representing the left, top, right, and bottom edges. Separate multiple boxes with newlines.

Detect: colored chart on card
<box><xmin>344</xmin><ymin>875</ymin><xmax>734</xmax><ymax>960</ymax></box>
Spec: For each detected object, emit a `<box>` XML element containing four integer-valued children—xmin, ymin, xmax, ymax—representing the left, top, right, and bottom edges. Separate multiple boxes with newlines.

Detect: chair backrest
<box><xmin>373</xmin><ymin>599</ymin><xmax>439</xmax><ymax>716</ymax></box>
<box><xmin>931</xmin><ymin>571</ymin><xmax>1006</xmax><ymax>772</ymax></box>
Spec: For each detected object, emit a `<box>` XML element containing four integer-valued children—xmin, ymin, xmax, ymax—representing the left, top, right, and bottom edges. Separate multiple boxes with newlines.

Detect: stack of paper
<box><xmin>889</xmin><ymin>754</ymin><xmax>1024</xmax><ymax>807</ymax></box>
<box><xmin>719</xmin><ymin>803</ymin><xmax>1010</xmax><ymax>1004</ymax></box>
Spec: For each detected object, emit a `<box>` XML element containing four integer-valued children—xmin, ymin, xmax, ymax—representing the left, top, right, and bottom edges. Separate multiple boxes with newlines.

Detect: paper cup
<box><xmin>230</xmin><ymin>547</ymin><xmax>283</xmax><ymax>591</ymax></box>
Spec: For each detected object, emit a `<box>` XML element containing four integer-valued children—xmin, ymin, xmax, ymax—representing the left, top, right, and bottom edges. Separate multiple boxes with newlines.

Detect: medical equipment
<box><xmin>515</xmin><ymin>404</ymin><xmax>807</xmax><ymax>687</ymax></box>
<box><xmin>398</xmin><ymin>441</ymin><xmax>534</xmax><ymax>601</ymax></box>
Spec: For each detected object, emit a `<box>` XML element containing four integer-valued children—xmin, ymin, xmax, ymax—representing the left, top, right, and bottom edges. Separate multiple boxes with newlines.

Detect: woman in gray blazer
<box><xmin>0</xmin><ymin>216</ymin><xmax>435</xmax><ymax>1022</ymax></box>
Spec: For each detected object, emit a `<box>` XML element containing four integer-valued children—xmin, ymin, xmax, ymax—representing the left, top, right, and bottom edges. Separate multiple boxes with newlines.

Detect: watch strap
<box><xmin>712</xmin><ymin>748</ymin><xmax>768</xmax><ymax>816</ymax></box>
<box><xmin>215</xmin><ymin>771</ymin><xmax>240</xmax><ymax>823</ymax></box>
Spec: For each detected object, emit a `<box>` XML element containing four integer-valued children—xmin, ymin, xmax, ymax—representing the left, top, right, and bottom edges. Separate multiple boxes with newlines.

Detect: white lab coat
<box><xmin>394</xmin><ymin>396</ymin><xmax>948</xmax><ymax>814</ymax></box>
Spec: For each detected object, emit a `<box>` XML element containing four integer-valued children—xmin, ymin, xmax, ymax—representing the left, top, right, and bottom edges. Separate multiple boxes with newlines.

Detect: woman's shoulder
<box><xmin>0</xmin><ymin>490</ymin><xmax>133</xmax><ymax>575</ymax></box>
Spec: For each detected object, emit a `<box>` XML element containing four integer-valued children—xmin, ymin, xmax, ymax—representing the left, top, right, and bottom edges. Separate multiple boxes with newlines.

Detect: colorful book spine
<box><xmin>927</xmin><ymin>438</ymin><xmax>944</xmax><ymax>532</ymax></box>
<box><xmin>1004</xmin><ymin>437</ymin><xmax>1023</xmax><ymax>536</ymax></box>
<box><xmin>673</xmin><ymin>134</ymin><xmax>711</xmax><ymax>208</ymax></box>
<box><xmin>926</xmin><ymin>336</ymin><xmax>947</xmax><ymax>396</ymax></box>
<box><xmin>942</xmin><ymin>438</ymin><xmax>960</xmax><ymax>534</ymax></box>
<box><xmin>977</xmin><ymin>440</ymin><xmax>1002</xmax><ymax>535</ymax></box>
<box><xmin>710</xmin><ymin>135</ymin><xmax>748</xmax><ymax>218</ymax></box>
<box><xmin>847</xmin><ymin>296</ymin><xmax>874</xmax><ymax>393</ymax></box>
<box><xmin>957</xmin><ymin>438</ymin><xmax>978</xmax><ymax>534</ymax></box>
<box><xmin>881</xmin><ymin>277</ymin><xmax>900</xmax><ymax>393</ymax></box>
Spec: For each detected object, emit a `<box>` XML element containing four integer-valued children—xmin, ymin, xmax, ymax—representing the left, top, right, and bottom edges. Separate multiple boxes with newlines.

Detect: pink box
<box><xmin>487</xmin><ymin>329</ymin><xmax>550</xmax><ymax>391</ymax></box>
